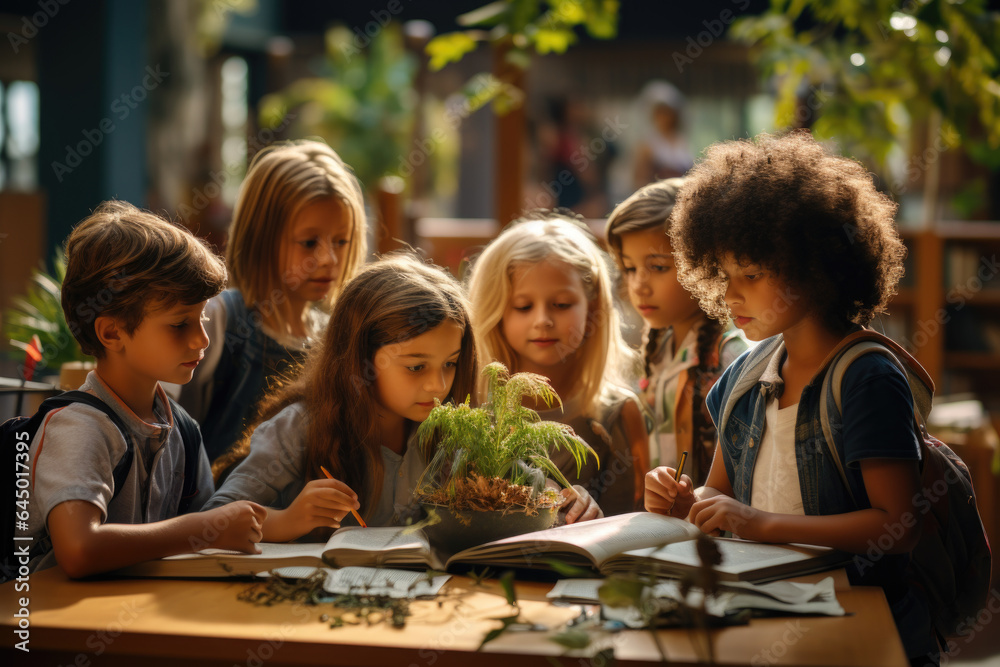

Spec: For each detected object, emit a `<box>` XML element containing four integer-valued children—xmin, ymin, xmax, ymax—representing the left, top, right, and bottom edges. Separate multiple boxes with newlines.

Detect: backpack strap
<box><xmin>24</xmin><ymin>392</ymin><xmax>135</xmax><ymax>564</ymax></box>
<box><xmin>818</xmin><ymin>330</ymin><xmax>933</xmax><ymax>508</ymax></box>
<box><xmin>167</xmin><ymin>399</ymin><xmax>207</xmax><ymax>515</ymax></box>
<box><xmin>817</xmin><ymin>345</ymin><xmax>885</xmax><ymax>508</ymax></box>
<box><xmin>40</xmin><ymin>391</ymin><xmax>135</xmax><ymax>497</ymax></box>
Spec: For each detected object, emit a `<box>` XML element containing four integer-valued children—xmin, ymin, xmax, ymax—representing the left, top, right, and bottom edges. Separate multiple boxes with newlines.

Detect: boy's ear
<box><xmin>94</xmin><ymin>315</ymin><xmax>126</xmax><ymax>353</ymax></box>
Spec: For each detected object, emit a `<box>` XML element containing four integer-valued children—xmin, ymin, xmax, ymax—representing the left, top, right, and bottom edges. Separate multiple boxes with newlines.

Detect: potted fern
<box><xmin>414</xmin><ymin>362</ymin><xmax>596</xmax><ymax>552</ymax></box>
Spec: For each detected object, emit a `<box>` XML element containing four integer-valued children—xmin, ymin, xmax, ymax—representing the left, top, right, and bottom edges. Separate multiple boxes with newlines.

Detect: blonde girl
<box><xmin>176</xmin><ymin>139</ymin><xmax>368</xmax><ymax>462</ymax></box>
<box><xmin>467</xmin><ymin>214</ymin><xmax>648</xmax><ymax>515</ymax></box>
<box><xmin>208</xmin><ymin>254</ymin><xmax>599</xmax><ymax>541</ymax></box>
<box><xmin>606</xmin><ymin>178</ymin><xmax>746</xmax><ymax>485</ymax></box>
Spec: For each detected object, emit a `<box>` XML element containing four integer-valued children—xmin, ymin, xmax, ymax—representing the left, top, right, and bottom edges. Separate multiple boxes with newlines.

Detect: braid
<box><xmin>644</xmin><ymin>328</ymin><xmax>665</xmax><ymax>382</ymax></box>
<box><xmin>689</xmin><ymin>316</ymin><xmax>723</xmax><ymax>484</ymax></box>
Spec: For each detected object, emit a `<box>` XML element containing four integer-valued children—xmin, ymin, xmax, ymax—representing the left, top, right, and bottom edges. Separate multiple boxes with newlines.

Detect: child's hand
<box><xmin>644</xmin><ymin>466</ymin><xmax>695</xmax><ymax>518</ymax></box>
<box><xmin>203</xmin><ymin>500</ymin><xmax>267</xmax><ymax>553</ymax></box>
<box><xmin>285</xmin><ymin>478</ymin><xmax>360</xmax><ymax>536</ymax></box>
<box><xmin>560</xmin><ymin>485</ymin><xmax>603</xmax><ymax>524</ymax></box>
<box><xmin>689</xmin><ymin>495</ymin><xmax>763</xmax><ymax>539</ymax></box>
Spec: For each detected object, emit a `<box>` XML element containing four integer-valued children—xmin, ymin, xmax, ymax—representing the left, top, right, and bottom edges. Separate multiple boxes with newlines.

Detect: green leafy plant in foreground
<box><xmin>416</xmin><ymin>362</ymin><xmax>597</xmax><ymax>510</ymax></box>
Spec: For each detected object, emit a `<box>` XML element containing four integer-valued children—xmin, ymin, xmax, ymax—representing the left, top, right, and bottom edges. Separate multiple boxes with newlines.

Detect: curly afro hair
<box><xmin>669</xmin><ymin>131</ymin><xmax>905</xmax><ymax>332</ymax></box>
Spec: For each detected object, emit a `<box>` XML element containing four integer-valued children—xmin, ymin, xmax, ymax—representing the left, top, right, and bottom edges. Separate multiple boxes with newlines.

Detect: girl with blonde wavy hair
<box><xmin>175</xmin><ymin>139</ymin><xmax>368</xmax><ymax>462</ymax></box>
<box><xmin>466</xmin><ymin>214</ymin><xmax>648</xmax><ymax>515</ymax></box>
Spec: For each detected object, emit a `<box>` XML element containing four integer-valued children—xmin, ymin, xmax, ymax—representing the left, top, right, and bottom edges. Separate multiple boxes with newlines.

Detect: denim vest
<box><xmin>706</xmin><ymin>334</ymin><xmax>933</xmax><ymax>659</ymax></box>
<box><xmin>707</xmin><ymin>334</ymin><xmax>914</xmax><ymax>518</ymax></box>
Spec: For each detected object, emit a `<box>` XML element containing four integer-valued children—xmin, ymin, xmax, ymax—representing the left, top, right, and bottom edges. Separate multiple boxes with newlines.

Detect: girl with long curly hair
<box><xmin>644</xmin><ymin>132</ymin><xmax>935</xmax><ymax>663</ymax></box>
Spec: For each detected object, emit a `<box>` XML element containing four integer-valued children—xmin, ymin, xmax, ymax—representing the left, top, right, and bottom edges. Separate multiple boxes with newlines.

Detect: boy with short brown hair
<box><xmin>26</xmin><ymin>200</ymin><xmax>265</xmax><ymax>578</ymax></box>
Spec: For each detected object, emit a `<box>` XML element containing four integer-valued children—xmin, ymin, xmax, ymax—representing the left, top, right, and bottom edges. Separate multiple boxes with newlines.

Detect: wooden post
<box><xmin>493</xmin><ymin>39</ymin><xmax>526</xmax><ymax>226</ymax></box>
<box><xmin>376</xmin><ymin>176</ymin><xmax>406</xmax><ymax>255</ymax></box>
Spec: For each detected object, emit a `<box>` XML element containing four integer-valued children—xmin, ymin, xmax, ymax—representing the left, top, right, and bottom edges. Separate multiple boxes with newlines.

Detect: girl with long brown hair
<box><xmin>205</xmin><ymin>254</ymin><xmax>477</xmax><ymax>541</ymax></box>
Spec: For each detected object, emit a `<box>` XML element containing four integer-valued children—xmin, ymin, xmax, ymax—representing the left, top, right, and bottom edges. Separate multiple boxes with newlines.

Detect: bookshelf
<box><xmin>885</xmin><ymin>222</ymin><xmax>1000</xmax><ymax>585</ymax></box>
<box><xmin>883</xmin><ymin>222</ymin><xmax>1000</xmax><ymax>412</ymax></box>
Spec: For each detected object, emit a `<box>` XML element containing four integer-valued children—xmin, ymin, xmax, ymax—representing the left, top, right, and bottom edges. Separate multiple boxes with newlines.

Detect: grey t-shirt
<box><xmin>205</xmin><ymin>402</ymin><xmax>427</xmax><ymax>528</ymax></box>
<box><xmin>26</xmin><ymin>371</ymin><xmax>214</xmax><ymax>572</ymax></box>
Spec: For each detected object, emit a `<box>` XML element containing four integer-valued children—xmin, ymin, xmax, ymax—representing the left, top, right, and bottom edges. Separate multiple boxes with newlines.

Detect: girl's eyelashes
<box><xmin>298</xmin><ymin>237</ymin><xmax>349</xmax><ymax>249</ymax></box>
<box><xmin>622</xmin><ymin>262</ymin><xmax>669</xmax><ymax>274</ymax></box>
<box><xmin>511</xmin><ymin>302</ymin><xmax>575</xmax><ymax>311</ymax></box>
<box><xmin>406</xmin><ymin>361</ymin><xmax>458</xmax><ymax>373</ymax></box>
<box><xmin>171</xmin><ymin>321</ymin><xmax>188</xmax><ymax>330</ymax></box>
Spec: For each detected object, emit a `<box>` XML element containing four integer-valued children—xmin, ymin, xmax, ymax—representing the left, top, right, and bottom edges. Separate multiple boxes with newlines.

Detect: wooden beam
<box><xmin>493</xmin><ymin>40</ymin><xmax>526</xmax><ymax>226</ymax></box>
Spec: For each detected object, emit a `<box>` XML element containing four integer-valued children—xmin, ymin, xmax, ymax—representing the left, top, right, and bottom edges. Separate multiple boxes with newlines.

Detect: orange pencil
<box><xmin>320</xmin><ymin>465</ymin><xmax>367</xmax><ymax>528</ymax></box>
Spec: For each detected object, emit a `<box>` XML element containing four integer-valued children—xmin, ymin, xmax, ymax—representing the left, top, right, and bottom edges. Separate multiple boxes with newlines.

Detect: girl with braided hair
<box><xmin>606</xmin><ymin>178</ymin><xmax>746</xmax><ymax>485</ymax></box>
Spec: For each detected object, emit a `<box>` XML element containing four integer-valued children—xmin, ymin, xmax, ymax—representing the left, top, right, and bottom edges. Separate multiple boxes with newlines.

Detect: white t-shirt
<box><xmin>750</xmin><ymin>398</ymin><xmax>804</xmax><ymax>515</ymax></box>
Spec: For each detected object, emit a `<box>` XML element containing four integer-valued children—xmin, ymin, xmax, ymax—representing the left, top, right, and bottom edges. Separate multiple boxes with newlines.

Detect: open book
<box><xmin>114</xmin><ymin>512</ymin><xmax>847</xmax><ymax>583</ymax></box>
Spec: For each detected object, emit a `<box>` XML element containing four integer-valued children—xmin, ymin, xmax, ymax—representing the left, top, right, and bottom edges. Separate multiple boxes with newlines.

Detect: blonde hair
<box><xmin>63</xmin><ymin>200</ymin><xmax>227</xmax><ymax>358</ymax></box>
<box><xmin>466</xmin><ymin>215</ymin><xmax>638</xmax><ymax>417</ymax></box>
<box><xmin>226</xmin><ymin>140</ymin><xmax>368</xmax><ymax>332</ymax></box>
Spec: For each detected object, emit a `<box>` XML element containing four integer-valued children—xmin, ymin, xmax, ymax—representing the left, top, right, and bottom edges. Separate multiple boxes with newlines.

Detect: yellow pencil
<box><xmin>674</xmin><ymin>451</ymin><xmax>688</xmax><ymax>482</ymax></box>
<box><xmin>319</xmin><ymin>465</ymin><xmax>367</xmax><ymax>528</ymax></box>
<box><xmin>668</xmin><ymin>451</ymin><xmax>689</xmax><ymax>513</ymax></box>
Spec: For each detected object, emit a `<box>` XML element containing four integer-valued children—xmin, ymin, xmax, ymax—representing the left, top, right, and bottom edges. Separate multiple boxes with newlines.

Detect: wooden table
<box><xmin>1</xmin><ymin>567</ymin><xmax>907</xmax><ymax>667</ymax></box>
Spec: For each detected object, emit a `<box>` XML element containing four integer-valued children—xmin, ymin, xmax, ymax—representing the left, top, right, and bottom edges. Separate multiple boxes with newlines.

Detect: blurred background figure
<box><xmin>633</xmin><ymin>81</ymin><xmax>694</xmax><ymax>188</ymax></box>
<box><xmin>538</xmin><ymin>95</ymin><xmax>616</xmax><ymax>218</ymax></box>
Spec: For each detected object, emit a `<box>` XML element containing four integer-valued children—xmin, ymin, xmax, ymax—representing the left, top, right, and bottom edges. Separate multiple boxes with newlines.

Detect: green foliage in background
<box><xmin>3</xmin><ymin>254</ymin><xmax>90</xmax><ymax>372</ymax></box>
<box><xmin>426</xmin><ymin>0</ymin><xmax>620</xmax><ymax>113</ymax></box>
<box><xmin>258</xmin><ymin>23</ymin><xmax>417</xmax><ymax>189</ymax></box>
<box><xmin>730</xmin><ymin>0</ymin><xmax>1000</xmax><ymax>170</ymax></box>
<box><xmin>416</xmin><ymin>362</ymin><xmax>596</xmax><ymax>500</ymax></box>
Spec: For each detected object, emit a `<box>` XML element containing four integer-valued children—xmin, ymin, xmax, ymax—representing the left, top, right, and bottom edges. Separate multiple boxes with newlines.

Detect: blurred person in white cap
<box><xmin>634</xmin><ymin>81</ymin><xmax>694</xmax><ymax>187</ymax></box>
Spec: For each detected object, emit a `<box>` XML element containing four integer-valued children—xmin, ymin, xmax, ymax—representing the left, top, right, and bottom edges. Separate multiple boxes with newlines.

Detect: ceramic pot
<box><xmin>420</xmin><ymin>503</ymin><xmax>558</xmax><ymax>554</ymax></box>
